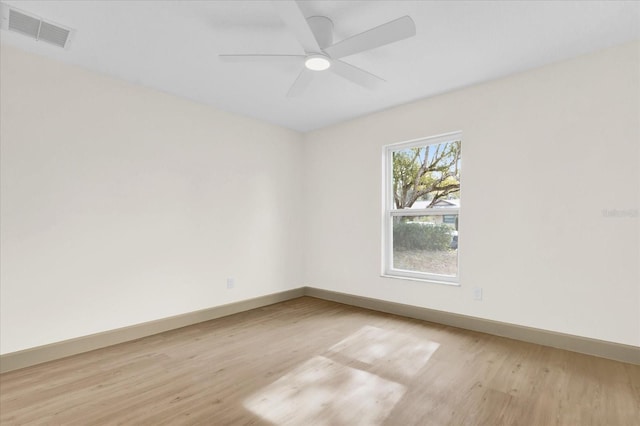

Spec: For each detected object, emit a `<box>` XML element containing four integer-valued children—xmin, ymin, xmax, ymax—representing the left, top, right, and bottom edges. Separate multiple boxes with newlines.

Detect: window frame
<box><xmin>382</xmin><ymin>131</ymin><xmax>462</xmax><ymax>285</ymax></box>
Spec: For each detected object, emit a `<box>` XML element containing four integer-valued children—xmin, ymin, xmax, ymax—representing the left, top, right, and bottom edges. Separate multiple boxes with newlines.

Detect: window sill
<box><xmin>380</xmin><ymin>273</ymin><xmax>460</xmax><ymax>286</ymax></box>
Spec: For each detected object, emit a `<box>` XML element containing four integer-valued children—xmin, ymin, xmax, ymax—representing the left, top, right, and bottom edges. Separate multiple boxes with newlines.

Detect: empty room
<box><xmin>0</xmin><ymin>1</ymin><xmax>638</xmax><ymax>424</ymax></box>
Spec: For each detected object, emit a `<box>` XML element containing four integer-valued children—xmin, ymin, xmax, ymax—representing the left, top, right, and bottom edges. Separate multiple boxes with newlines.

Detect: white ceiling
<box><xmin>1</xmin><ymin>1</ymin><xmax>638</xmax><ymax>132</ymax></box>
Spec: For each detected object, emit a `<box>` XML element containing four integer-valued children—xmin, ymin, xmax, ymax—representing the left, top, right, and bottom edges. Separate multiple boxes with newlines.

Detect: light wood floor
<box><xmin>1</xmin><ymin>297</ymin><xmax>638</xmax><ymax>425</ymax></box>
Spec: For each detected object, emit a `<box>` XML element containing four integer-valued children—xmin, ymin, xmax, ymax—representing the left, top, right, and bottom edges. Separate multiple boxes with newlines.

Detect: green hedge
<box><xmin>393</xmin><ymin>221</ymin><xmax>452</xmax><ymax>251</ymax></box>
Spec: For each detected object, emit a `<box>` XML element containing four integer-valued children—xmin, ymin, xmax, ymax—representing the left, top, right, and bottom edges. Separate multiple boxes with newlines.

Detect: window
<box><xmin>383</xmin><ymin>132</ymin><xmax>461</xmax><ymax>284</ymax></box>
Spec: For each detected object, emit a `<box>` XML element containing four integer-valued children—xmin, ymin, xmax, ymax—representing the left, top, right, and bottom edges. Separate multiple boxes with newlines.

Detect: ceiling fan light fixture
<box><xmin>304</xmin><ymin>54</ymin><xmax>331</xmax><ymax>71</ymax></box>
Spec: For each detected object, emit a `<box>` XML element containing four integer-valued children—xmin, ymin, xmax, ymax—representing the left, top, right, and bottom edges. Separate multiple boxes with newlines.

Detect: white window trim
<box><xmin>381</xmin><ymin>131</ymin><xmax>462</xmax><ymax>285</ymax></box>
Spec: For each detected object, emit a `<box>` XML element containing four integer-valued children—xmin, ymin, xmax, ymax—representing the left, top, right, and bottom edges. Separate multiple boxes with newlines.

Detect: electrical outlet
<box><xmin>226</xmin><ymin>278</ymin><xmax>235</xmax><ymax>289</ymax></box>
<box><xmin>473</xmin><ymin>287</ymin><xmax>483</xmax><ymax>301</ymax></box>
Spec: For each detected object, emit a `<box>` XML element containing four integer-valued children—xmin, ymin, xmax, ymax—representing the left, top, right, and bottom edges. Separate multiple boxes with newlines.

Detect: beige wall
<box><xmin>303</xmin><ymin>41</ymin><xmax>640</xmax><ymax>346</ymax></box>
<box><xmin>0</xmin><ymin>45</ymin><xmax>304</xmax><ymax>354</ymax></box>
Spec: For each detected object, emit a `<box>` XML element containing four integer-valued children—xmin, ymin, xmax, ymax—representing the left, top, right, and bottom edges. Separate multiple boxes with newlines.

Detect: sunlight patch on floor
<box><xmin>328</xmin><ymin>325</ymin><xmax>440</xmax><ymax>379</ymax></box>
<box><xmin>244</xmin><ymin>355</ymin><xmax>406</xmax><ymax>425</ymax></box>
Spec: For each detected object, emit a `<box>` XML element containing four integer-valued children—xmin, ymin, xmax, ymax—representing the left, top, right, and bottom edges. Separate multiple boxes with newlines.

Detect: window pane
<box><xmin>392</xmin><ymin>141</ymin><xmax>460</xmax><ymax>210</ymax></box>
<box><xmin>392</xmin><ymin>215</ymin><xmax>458</xmax><ymax>277</ymax></box>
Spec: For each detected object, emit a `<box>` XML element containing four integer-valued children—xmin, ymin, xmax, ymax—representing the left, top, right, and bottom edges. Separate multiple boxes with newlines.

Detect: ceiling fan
<box><xmin>219</xmin><ymin>1</ymin><xmax>416</xmax><ymax>97</ymax></box>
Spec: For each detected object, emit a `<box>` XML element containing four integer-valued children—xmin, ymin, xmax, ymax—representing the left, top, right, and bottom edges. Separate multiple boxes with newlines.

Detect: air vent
<box><xmin>1</xmin><ymin>3</ymin><xmax>73</xmax><ymax>49</ymax></box>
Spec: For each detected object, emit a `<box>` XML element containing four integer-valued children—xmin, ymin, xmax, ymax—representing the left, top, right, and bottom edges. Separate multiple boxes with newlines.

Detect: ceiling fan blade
<box><xmin>271</xmin><ymin>1</ymin><xmax>321</xmax><ymax>53</ymax></box>
<box><xmin>219</xmin><ymin>54</ymin><xmax>305</xmax><ymax>63</ymax></box>
<box><xmin>324</xmin><ymin>16</ymin><xmax>416</xmax><ymax>59</ymax></box>
<box><xmin>330</xmin><ymin>60</ymin><xmax>385</xmax><ymax>89</ymax></box>
<box><xmin>287</xmin><ymin>68</ymin><xmax>315</xmax><ymax>97</ymax></box>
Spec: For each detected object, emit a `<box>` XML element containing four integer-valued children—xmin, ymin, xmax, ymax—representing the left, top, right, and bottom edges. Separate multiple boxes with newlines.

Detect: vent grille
<box><xmin>8</xmin><ymin>9</ymin><xmax>39</xmax><ymax>38</ymax></box>
<box><xmin>2</xmin><ymin>4</ymin><xmax>73</xmax><ymax>49</ymax></box>
<box><xmin>38</xmin><ymin>21</ymin><xmax>71</xmax><ymax>48</ymax></box>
